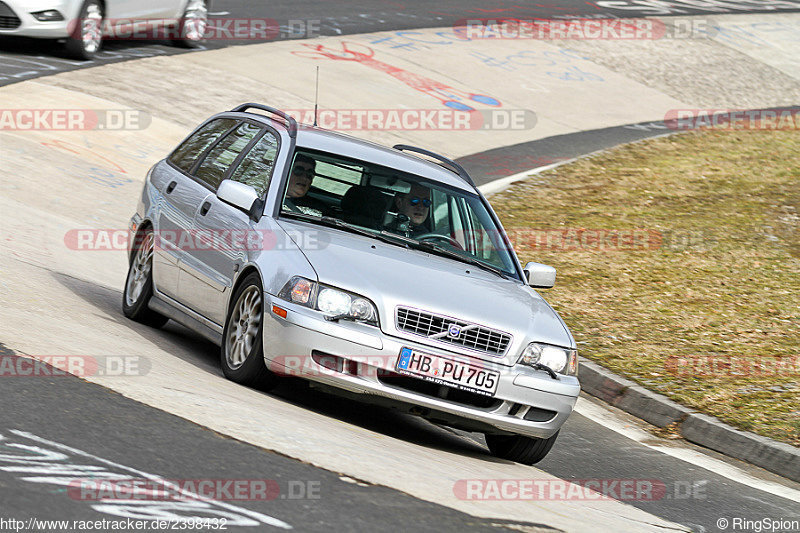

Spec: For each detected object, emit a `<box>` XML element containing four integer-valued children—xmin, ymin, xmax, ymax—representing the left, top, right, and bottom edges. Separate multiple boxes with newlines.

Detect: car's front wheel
<box><xmin>221</xmin><ymin>273</ymin><xmax>278</xmax><ymax>389</ymax></box>
<box><xmin>485</xmin><ymin>431</ymin><xmax>559</xmax><ymax>465</ymax></box>
<box><xmin>171</xmin><ymin>0</ymin><xmax>208</xmax><ymax>48</ymax></box>
<box><xmin>65</xmin><ymin>0</ymin><xmax>104</xmax><ymax>60</ymax></box>
<box><xmin>123</xmin><ymin>227</ymin><xmax>169</xmax><ymax>328</ymax></box>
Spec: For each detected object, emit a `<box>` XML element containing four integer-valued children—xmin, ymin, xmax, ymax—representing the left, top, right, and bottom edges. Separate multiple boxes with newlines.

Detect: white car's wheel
<box><xmin>65</xmin><ymin>0</ymin><xmax>103</xmax><ymax>60</ymax></box>
<box><xmin>172</xmin><ymin>0</ymin><xmax>208</xmax><ymax>48</ymax></box>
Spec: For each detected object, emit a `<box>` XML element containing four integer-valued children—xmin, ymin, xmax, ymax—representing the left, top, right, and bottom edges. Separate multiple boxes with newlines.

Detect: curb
<box><xmin>578</xmin><ymin>357</ymin><xmax>800</xmax><ymax>483</ymax></box>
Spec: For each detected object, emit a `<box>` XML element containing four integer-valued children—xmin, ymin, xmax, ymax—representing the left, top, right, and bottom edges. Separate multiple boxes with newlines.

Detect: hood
<box><xmin>278</xmin><ymin>219</ymin><xmax>573</xmax><ymax>365</ymax></box>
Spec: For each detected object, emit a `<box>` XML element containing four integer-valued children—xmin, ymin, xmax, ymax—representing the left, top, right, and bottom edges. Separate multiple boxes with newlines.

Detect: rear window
<box><xmin>168</xmin><ymin>118</ymin><xmax>238</xmax><ymax>173</ymax></box>
<box><xmin>194</xmin><ymin>122</ymin><xmax>262</xmax><ymax>190</ymax></box>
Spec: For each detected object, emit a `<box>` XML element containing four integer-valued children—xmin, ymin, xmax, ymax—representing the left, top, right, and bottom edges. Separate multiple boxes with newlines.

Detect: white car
<box><xmin>0</xmin><ymin>0</ymin><xmax>207</xmax><ymax>59</ymax></box>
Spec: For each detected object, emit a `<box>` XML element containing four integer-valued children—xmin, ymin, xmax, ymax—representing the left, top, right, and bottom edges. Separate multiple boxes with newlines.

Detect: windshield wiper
<box><xmin>381</xmin><ymin>232</ymin><xmax>508</xmax><ymax>279</ymax></box>
<box><xmin>281</xmin><ymin>211</ymin><xmax>413</xmax><ymax>249</ymax></box>
<box><xmin>282</xmin><ymin>212</ymin><xmax>510</xmax><ymax>278</ymax></box>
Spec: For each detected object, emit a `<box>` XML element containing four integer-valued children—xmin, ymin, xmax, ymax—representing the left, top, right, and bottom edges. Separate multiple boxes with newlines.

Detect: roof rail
<box><xmin>392</xmin><ymin>144</ymin><xmax>475</xmax><ymax>187</ymax></box>
<box><xmin>231</xmin><ymin>103</ymin><xmax>298</xmax><ymax>138</ymax></box>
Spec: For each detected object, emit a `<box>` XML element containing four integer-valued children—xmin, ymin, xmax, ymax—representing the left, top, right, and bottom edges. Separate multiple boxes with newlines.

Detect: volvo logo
<box><xmin>447</xmin><ymin>324</ymin><xmax>462</xmax><ymax>339</ymax></box>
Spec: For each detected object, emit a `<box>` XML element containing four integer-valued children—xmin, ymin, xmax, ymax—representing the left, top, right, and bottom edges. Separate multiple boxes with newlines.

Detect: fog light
<box><xmin>31</xmin><ymin>10</ymin><xmax>64</xmax><ymax>21</ymax></box>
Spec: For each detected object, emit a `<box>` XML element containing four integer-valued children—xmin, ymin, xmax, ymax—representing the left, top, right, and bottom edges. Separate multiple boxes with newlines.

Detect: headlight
<box><xmin>278</xmin><ymin>277</ymin><xmax>378</xmax><ymax>325</ymax></box>
<box><xmin>519</xmin><ymin>343</ymin><xmax>578</xmax><ymax>376</ymax></box>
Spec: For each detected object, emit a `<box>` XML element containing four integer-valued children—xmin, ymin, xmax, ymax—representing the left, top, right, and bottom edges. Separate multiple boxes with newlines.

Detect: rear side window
<box><xmin>311</xmin><ymin>158</ymin><xmax>363</xmax><ymax>196</ymax></box>
<box><xmin>228</xmin><ymin>131</ymin><xmax>279</xmax><ymax>196</ymax></box>
<box><xmin>194</xmin><ymin>122</ymin><xmax>262</xmax><ymax>190</ymax></box>
<box><xmin>168</xmin><ymin>118</ymin><xmax>237</xmax><ymax>173</ymax></box>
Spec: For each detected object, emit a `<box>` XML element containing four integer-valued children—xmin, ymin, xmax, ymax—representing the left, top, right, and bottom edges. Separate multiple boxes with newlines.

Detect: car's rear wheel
<box><xmin>485</xmin><ymin>431</ymin><xmax>559</xmax><ymax>465</ymax></box>
<box><xmin>221</xmin><ymin>273</ymin><xmax>278</xmax><ymax>389</ymax></box>
<box><xmin>123</xmin><ymin>227</ymin><xmax>169</xmax><ymax>328</ymax></box>
<box><xmin>65</xmin><ymin>0</ymin><xmax>104</xmax><ymax>60</ymax></box>
<box><xmin>171</xmin><ymin>0</ymin><xmax>208</xmax><ymax>48</ymax></box>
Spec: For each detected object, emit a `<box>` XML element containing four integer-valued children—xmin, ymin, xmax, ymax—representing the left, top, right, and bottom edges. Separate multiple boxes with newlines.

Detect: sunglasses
<box><xmin>292</xmin><ymin>165</ymin><xmax>315</xmax><ymax>178</ymax></box>
<box><xmin>408</xmin><ymin>196</ymin><xmax>431</xmax><ymax>207</ymax></box>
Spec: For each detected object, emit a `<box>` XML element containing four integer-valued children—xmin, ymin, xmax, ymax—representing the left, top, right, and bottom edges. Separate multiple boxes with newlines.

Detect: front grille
<box><xmin>0</xmin><ymin>2</ymin><xmax>20</xmax><ymax>29</ymax></box>
<box><xmin>396</xmin><ymin>307</ymin><xmax>512</xmax><ymax>356</ymax></box>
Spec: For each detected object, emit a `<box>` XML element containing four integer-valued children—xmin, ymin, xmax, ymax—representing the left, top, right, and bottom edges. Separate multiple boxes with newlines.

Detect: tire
<box><xmin>123</xmin><ymin>227</ymin><xmax>169</xmax><ymax>328</ymax></box>
<box><xmin>171</xmin><ymin>0</ymin><xmax>208</xmax><ymax>48</ymax></box>
<box><xmin>220</xmin><ymin>273</ymin><xmax>278</xmax><ymax>389</ymax></box>
<box><xmin>65</xmin><ymin>0</ymin><xmax>104</xmax><ymax>60</ymax></box>
<box><xmin>485</xmin><ymin>431</ymin><xmax>559</xmax><ymax>465</ymax></box>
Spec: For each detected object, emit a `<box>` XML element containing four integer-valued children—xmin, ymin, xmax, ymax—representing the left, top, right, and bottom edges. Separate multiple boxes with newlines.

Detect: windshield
<box><xmin>280</xmin><ymin>149</ymin><xmax>519</xmax><ymax>277</ymax></box>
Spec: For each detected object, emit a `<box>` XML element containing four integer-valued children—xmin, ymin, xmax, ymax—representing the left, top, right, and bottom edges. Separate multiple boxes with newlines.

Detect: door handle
<box><xmin>200</xmin><ymin>201</ymin><xmax>211</xmax><ymax>216</ymax></box>
<box><xmin>165</xmin><ymin>181</ymin><xmax>177</xmax><ymax>194</ymax></box>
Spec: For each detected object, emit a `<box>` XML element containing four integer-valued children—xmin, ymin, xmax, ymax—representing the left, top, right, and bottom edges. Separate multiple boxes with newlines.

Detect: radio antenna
<box><xmin>313</xmin><ymin>66</ymin><xmax>319</xmax><ymax>127</ymax></box>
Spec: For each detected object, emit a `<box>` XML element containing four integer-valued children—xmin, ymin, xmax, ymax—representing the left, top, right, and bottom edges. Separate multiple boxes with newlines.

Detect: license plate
<box><xmin>395</xmin><ymin>347</ymin><xmax>499</xmax><ymax>396</ymax></box>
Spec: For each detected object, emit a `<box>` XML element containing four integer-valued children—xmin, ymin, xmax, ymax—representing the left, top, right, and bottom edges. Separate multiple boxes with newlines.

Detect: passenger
<box><xmin>386</xmin><ymin>183</ymin><xmax>432</xmax><ymax>237</ymax></box>
<box><xmin>283</xmin><ymin>154</ymin><xmax>326</xmax><ymax>215</ymax></box>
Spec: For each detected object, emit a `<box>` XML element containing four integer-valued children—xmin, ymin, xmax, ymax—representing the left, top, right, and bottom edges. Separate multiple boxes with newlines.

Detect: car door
<box><xmin>176</xmin><ymin>121</ymin><xmax>267</xmax><ymax>323</ymax></box>
<box><xmin>151</xmin><ymin>117</ymin><xmax>239</xmax><ymax>299</ymax></box>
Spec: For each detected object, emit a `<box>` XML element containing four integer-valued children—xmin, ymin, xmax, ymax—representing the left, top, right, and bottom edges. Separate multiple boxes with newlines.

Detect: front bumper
<box><xmin>262</xmin><ymin>296</ymin><xmax>580</xmax><ymax>439</ymax></box>
<box><xmin>0</xmin><ymin>1</ymin><xmax>75</xmax><ymax>38</ymax></box>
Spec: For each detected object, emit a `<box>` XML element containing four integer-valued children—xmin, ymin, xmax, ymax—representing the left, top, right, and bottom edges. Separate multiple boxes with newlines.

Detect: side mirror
<box><xmin>523</xmin><ymin>262</ymin><xmax>556</xmax><ymax>288</ymax></box>
<box><xmin>217</xmin><ymin>180</ymin><xmax>258</xmax><ymax>214</ymax></box>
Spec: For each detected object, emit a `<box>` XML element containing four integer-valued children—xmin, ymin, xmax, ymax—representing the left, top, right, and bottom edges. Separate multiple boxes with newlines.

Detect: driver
<box><xmin>283</xmin><ymin>154</ymin><xmax>326</xmax><ymax>216</ymax></box>
<box><xmin>385</xmin><ymin>183</ymin><xmax>431</xmax><ymax>237</ymax></box>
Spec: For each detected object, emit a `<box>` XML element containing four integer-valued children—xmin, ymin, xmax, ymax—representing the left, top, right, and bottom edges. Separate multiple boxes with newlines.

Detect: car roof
<box><xmin>222</xmin><ymin>110</ymin><xmax>476</xmax><ymax>193</ymax></box>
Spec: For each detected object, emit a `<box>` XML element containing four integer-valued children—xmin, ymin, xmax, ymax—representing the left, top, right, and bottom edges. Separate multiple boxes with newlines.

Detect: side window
<box><xmin>465</xmin><ymin>203</ymin><xmax>492</xmax><ymax>258</ymax></box>
<box><xmin>449</xmin><ymin>196</ymin><xmax>468</xmax><ymax>249</ymax></box>
<box><xmin>311</xmin><ymin>159</ymin><xmax>363</xmax><ymax>196</ymax></box>
<box><xmin>168</xmin><ymin>118</ymin><xmax>238</xmax><ymax>173</ymax></box>
<box><xmin>228</xmin><ymin>131</ymin><xmax>279</xmax><ymax>196</ymax></box>
<box><xmin>194</xmin><ymin>122</ymin><xmax>262</xmax><ymax>190</ymax></box>
<box><xmin>431</xmin><ymin>189</ymin><xmax>450</xmax><ymax>234</ymax></box>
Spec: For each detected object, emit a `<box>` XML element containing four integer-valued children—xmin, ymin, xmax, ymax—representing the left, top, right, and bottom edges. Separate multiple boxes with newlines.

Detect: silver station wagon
<box><xmin>124</xmin><ymin>103</ymin><xmax>580</xmax><ymax>464</ymax></box>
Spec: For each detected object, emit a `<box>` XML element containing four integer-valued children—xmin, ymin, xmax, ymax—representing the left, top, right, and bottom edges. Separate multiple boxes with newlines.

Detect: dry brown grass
<box><xmin>489</xmin><ymin>129</ymin><xmax>800</xmax><ymax>445</ymax></box>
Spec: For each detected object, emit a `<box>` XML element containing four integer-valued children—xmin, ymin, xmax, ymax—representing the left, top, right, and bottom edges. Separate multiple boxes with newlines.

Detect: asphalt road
<box><xmin>2</xmin><ymin>2</ymin><xmax>800</xmax><ymax>532</ymax></box>
<box><xmin>0</xmin><ymin>345</ymin><xmax>545</xmax><ymax>533</ymax></box>
<box><xmin>2</xmin><ymin>281</ymin><xmax>799</xmax><ymax>533</ymax></box>
<box><xmin>3</xmin><ymin>0</ymin><xmax>800</xmax><ymax>85</ymax></box>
